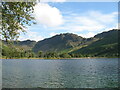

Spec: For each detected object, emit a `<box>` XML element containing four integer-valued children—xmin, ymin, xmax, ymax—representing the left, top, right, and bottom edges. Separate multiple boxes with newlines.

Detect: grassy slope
<box><xmin>70</xmin><ymin>30</ymin><xmax>118</xmax><ymax>57</ymax></box>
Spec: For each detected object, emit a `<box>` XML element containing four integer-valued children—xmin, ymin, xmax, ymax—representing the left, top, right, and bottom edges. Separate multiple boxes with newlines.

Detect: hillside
<box><xmin>33</xmin><ymin>33</ymin><xmax>86</xmax><ymax>53</ymax></box>
<box><xmin>70</xmin><ymin>29</ymin><xmax>119</xmax><ymax>57</ymax></box>
<box><xmin>1</xmin><ymin>40</ymin><xmax>37</xmax><ymax>59</ymax></box>
<box><xmin>1</xmin><ymin>29</ymin><xmax>119</xmax><ymax>58</ymax></box>
<box><xmin>14</xmin><ymin>40</ymin><xmax>37</xmax><ymax>50</ymax></box>
<box><xmin>32</xmin><ymin>29</ymin><xmax>119</xmax><ymax>57</ymax></box>
<box><xmin>15</xmin><ymin>40</ymin><xmax>36</xmax><ymax>47</ymax></box>
<box><xmin>3</xmin><ymin>39</ymin><xmax>36</xmax><ymax>51</ymax></box>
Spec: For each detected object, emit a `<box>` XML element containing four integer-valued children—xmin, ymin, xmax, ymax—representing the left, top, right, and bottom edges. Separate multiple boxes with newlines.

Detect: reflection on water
<box><xmin>2</xmin><ymin>58</ymin><xmax>118</xmax><ymax>88</ymax></box>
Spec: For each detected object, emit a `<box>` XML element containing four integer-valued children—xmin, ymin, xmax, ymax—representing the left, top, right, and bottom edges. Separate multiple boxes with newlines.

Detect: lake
<box><xmin>2</xmin><ymin>58</ymin><xmax>118</xmax><ymax>88</ymax></box>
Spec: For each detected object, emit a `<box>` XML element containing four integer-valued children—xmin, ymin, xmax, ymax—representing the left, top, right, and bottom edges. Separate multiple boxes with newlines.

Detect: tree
<box><xmin>59</xmin><ymin>53</ymin><xmax>71</xmax><ymax>58</ymax></box>
<box><xmin>1</xmin><ymin>2</ymin><xmax>36</xmax><ymax>41</ymax></box>
<box><xmin>38</xmin><ymin>51</ymin><xmax>43</xmax><ymax>58</ymax></box>
<box><xmin>24</xmin><ymin>50</ymin><xmax>35</xmax><ymax>59</ymax></box>
<box><xmin>44</xmin><ymin>52</ymin><xmax>58</xmax><ymax>58</ymax></box>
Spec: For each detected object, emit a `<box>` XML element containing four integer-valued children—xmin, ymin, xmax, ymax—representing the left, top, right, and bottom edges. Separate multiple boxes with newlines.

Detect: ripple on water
<box><xmin>2</xmin><ymin>58</ymin><xmax>118</xmax><ymax>88</ymax></box>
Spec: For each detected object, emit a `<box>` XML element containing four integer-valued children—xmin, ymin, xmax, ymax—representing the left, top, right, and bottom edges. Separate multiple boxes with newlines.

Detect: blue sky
<box><xmin>19</xmin><ymin>2</ymin><xmax>118</xmax><ymax>41</ymax></box>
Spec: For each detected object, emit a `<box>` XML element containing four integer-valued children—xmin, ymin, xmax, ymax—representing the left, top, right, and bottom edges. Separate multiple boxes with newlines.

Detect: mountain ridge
<box><xmin>33</xmin><ymin>33</ymin><xmax>86</xmax><ymax>52</ymax></box>
<box><xmin>1</xmin><ymin>29</ymin><xmax>119</xmax><ymax>58</ymax></box>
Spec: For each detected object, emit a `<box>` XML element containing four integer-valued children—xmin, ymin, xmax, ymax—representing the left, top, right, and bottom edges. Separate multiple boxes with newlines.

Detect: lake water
<box><xmin>2</xmin><ymin>58</ymin><xmax>118</xmax><ymax>88</ymax></box>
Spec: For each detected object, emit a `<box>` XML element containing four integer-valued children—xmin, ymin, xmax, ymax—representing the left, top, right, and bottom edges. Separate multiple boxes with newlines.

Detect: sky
<box><xmin>19</xmin><ymin>1</ymin><xmax>118</xmax><ymax>41</ymax></box>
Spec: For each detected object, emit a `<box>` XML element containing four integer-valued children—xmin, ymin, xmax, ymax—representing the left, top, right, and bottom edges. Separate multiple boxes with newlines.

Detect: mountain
<box><xmin>3</xmin><ymin>39</ymin><xmax>37</xmax><ymax>51</ymax></box>
<box><xmin>70</xmin><ymin>29</ymin><xmax>119</xmax><ymax>57</ymax></box>
<box><xmin>33</xmin><ymin>33</ymin><xmax>86</xmax><ymax>53</ymax></box>
<box><xmin>3</xmin><ymin>39</ymin><xmax>36</xmax><ymax>47</ymax></box>
<box><xmin>14</xmin><ymin>40</ymin><xmax>36</xmax><ymax>48</ymax></box>
<box><xmin>33</xmin><ymin>29</ymin><xmax>119</xmax><ymax>57</ymax></box>
<box><xmin>2</xmin><ymin>29</ymin><xmax>119</xmax><ymax>58</ymax></box>
<box><xmin>1</xmin><ymin>40</ymin><xmax>37</xmax><ymax>58</ymax></box>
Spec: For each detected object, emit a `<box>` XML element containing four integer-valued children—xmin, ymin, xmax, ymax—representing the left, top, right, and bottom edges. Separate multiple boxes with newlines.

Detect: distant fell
<box><xmin>33</xmin><ymin>33</ymin><xmax>86</xmax><ymax>53</ymax></box>
<box><xmin>70</xmin><ymin>29</ymin><xmax>119</xmax><ymax>57</ymax></box>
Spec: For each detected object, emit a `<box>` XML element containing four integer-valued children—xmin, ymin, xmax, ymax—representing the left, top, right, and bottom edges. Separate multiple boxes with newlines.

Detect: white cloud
<box><xmin>27</xmin><ymin>31</ymin><xmax>44</xmax><ymax>41</ymax></box>
<box><xmin>48</xmin><ymin>10</ymin><xmax>117</xmax><ymax>38</ymax></box>
<box><xmin>103</xmin><ymin>24</ymin><xmax>118</xmax><ymax>32</ymax></box>
<box><xmin>51</xmin><ymin>11</ymin><xmax>117</xmax><ymax>32</ymax></box>
<box><xmin>50</xmin><ymin>32</ymin><xmax>58</xmax><ymax>37</ymax></box>
<box><xmin>50</xmin><ymin>11</ymin><xmax>117</xmax><ymax>34</ymax></box>
<box><xmin>34</xmin><ymin>3</ymin><xmax>64</xmax><ymax>27</ymax></box>
<box><xmin>70</xmin><ymin>16</ymin><xmax>106</xmax><ymax>31</ymax></box>
<box><xmin>88</xmin><ymin>11</ymin><xmax>117</xmax><ymax>24</ymax></box>
<box><xmin>79</xmin><ymin>32</ymin><xmax>96</xmax><ymax>38</ymax></box>
<box><xmin>19</xmin><ymin>30</ymin><xmax>44</xmax><ymax>41</ymax></box>
<box><xmin>69</xmin><ymin>11</ymin><xmax>117</xmax><ymax>32</ymax></box>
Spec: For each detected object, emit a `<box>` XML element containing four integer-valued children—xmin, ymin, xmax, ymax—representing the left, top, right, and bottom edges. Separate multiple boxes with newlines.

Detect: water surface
<box><xmin>2</xmin><ymin>58</ymin><xmax>118</xmax><ymax>88</ymax></box>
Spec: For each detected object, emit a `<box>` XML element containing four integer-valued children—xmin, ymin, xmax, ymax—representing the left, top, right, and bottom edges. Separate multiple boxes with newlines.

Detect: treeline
<box><xmin>2</xmin><ymin>48</ymin><xmax>72</xmax><ymax>59</ymax></box>
<box><xmin>1</xmin><ymin>43</ymin><xmax>119</xmax><ymax>59</ymax></box>
<box><xmin>1</xmin><ymin>46</ymin><xmax>89</xmax><ymax>59</ymax></box>
<box><xmin>2</xmin><ymin>46</ymin><xmax>35</xmax><ymax>59</ymax></box>
<box><xmin>2</xmin><ymin>48</ymin><xmax>119</xmax><ymax>59</ymax></box>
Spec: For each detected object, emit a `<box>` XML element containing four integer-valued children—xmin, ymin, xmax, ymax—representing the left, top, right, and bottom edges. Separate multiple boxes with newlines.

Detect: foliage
<box><xmin>38</xmin><ymin>51</ymin><xmax>43</xmax><ymax>58</ymax></box>
<box><xmin>43</xmin><ymin>52</ymin><xmax>59</xmax><ymax>58</ymax></box>
<box><xmin>59</xmin><ymin>53</ymin><xmax>71</xmax><ymax>58</ymax></box>
<box><xmin>1</xmin><ymin>2</ymin><xmax>36</xmax><ymax>41</ymax></box>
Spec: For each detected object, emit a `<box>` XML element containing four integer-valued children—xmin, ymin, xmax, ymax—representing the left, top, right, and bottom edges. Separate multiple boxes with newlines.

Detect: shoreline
<box><xmin>0</xmin><ymin>57</ymin><xmax>119</xmax><ymax>60</ymax></box>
